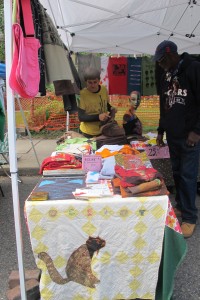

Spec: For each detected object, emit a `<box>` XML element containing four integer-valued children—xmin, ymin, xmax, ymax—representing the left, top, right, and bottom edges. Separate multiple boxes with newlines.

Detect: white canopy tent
<box><xmin>3</xmin><ymin>0</ymin><xmax>200</xmax><ymax>299</ymax></box>
<box><xmin>40</xmin><ymin>0</ymin><xmax>200</xmax><ymax>55</ymax></box>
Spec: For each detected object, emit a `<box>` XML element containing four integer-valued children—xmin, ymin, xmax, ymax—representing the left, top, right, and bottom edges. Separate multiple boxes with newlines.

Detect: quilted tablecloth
<box><xmin>25</xmin><ymin>195</ymin><xmax>170</xmax><ymax>300</ymax></box>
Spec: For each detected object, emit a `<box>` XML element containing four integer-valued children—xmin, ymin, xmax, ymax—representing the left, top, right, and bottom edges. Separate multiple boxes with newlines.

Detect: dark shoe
<box><xmin>173</xmin><ymin>207</ymin><xmax>182</xmax><ymax>217</ymax></box>
<box><xmin>181</xmin><ymin>222</ymin><xmax>196</xmax><ymax>238</ymax></box>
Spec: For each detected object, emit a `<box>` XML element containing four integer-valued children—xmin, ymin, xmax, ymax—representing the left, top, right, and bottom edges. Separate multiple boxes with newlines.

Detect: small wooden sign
<box><xmin>145</xmin><ymin>146</ymin><xmax>170</xmax><ymax>159</ymax></box>
<box><xmin>82</xmin><ymin>155</ymin><xmax>102</xmax><ymax>172</ymax></box>
<box><xmin>29</xmin><ymin>191</ymin><xmax>49</xmax><ymax>201</ymax></box>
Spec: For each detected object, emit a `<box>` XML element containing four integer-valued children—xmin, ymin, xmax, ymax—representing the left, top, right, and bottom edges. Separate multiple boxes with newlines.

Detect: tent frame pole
<box><xmin>4</xmin><ymin>0</ymin><xmax>27</xmax><ymax>299</ymax></box>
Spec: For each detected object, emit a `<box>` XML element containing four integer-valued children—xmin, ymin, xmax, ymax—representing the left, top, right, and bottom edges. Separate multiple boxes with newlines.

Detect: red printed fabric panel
<box><xmin>108</xmin><ymin>57</ymin><xmax>128</xmax><ymax>95</ymax></box>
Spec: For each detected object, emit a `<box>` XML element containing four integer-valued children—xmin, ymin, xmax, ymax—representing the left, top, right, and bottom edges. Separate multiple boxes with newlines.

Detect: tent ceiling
<box><xmin>40</xmin><ymin>0</ymin><xmax>200</xmax><ymax>55</ymax></box>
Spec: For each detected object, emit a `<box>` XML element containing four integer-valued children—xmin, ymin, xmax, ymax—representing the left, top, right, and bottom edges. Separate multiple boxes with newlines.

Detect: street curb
<box><xmin>0</xmin><ymin>167</ymin><xmax>40</xmax><ymax>177</ymax></box>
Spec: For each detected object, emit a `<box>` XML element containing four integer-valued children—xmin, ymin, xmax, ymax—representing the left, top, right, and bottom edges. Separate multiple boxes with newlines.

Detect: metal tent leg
<box><xmin>0</xmin><ymin>153</ymin><xmax>22</xmax><ymax>183</ymax></box>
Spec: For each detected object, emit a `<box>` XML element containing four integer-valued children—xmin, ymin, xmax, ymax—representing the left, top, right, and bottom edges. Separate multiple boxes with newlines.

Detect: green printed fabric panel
<box><xmin>142</xmin><ymin>57</ymin><xmax>157</xmax><ymax>96</ymax></box>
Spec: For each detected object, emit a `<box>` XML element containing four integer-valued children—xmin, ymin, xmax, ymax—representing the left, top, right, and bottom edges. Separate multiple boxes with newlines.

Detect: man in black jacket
<box><xmin>154</xmin><ymin>40</ymin><xmax>200</xmax><ymax>238</ymax></box>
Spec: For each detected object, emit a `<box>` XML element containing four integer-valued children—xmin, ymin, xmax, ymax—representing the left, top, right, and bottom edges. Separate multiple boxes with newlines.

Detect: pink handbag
<box><xmin>9</xmin><ymin>0</ymin><xmax>41</xmax><ymax>98</ymax></box>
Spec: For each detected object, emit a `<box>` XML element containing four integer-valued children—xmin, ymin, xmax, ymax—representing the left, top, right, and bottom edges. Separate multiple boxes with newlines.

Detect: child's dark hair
<box><xmin>84</xmin><ymin>67</ymin><xmax>100</xmax><ymax>81</ymax></box>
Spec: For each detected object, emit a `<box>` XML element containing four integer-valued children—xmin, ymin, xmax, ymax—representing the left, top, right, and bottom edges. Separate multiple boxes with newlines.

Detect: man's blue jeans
<box><xmin>167</xmin><ymin>135</ymin><xmax>200</xmax><ymax>224</ymax></box>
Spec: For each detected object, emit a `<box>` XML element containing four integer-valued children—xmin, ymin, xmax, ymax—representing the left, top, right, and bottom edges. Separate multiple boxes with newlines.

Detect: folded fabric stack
<box><xmin>39</xmin><ymin>153</ymin><xmax>82</xmax><ymax>174</ymax></box>
<box><xmin>112</xmin><ymin>154</ymin><xmax>169</xmax><ymax>197</ymax></box>
<box><xmin>95</xmin><ymin>145</ymin><xmax>140</xmax><ymax>180</ymax></box>
<box><xmin>96</xmin><ymin>144</ymin><xmax>140</xmax><ymax>158</ymax></box>
<box><xmin>56</xmin><ymin>137</ymin><xmax>96</xmax><ymax>154</ymax></box>
<box><xmin>99</xmin><ymin>156</ymin><xmax>116</xmax><ymax>179</ymax></box>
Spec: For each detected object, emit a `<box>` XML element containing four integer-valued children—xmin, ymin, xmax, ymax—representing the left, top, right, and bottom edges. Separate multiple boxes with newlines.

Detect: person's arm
<box><xmin>186</xmin><ymin>61</ymin><xmax>200</xmax><ymax>145</ymax></box>
<box><xmin>188</xmin><ymin>62</ymin><xmax>200</xmax><ymax>135</ymax></box>
<box><xmin>78</xmin><ymin>87</ymin><xmax>111</xmax><ymax>122</ymax></box>
<box><xmin>107</xmin><ymin>102</ymin><xmax>112</xmax><ymax>112</ymax></box>
<box><xmin>157</xmin><ymin>115</ymin><xmax>165</xmax><ymax>136</ymax></box>
<box><xmin>157</xmin><ymin>74</ymin><xmax>165</xmax><ymax>146</ymax></box>
<box><xmin>78</xmin><ymin>107</ymin><xmax>111</xmax><ymax>122</ymax></box>
<box><xmin>78</xmin><ymin>107</ymin><xmax>100</xmax><ymax>122</ymax></box>
<box><xmin>156</xmin><ymin>111</ymin><xmax>165</xmax><ymax>146</ymax></box>
<box><xmin>107</xmin><ymin>102</ymin><xmax>118</xmax><ymax>119</ymax></box>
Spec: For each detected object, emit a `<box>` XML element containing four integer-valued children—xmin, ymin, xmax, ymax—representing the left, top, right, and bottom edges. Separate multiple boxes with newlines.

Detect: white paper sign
<box><xmin>82</xmin><ymin>155</ymin><xmax>102</xmax><ymax>171</ymax></box>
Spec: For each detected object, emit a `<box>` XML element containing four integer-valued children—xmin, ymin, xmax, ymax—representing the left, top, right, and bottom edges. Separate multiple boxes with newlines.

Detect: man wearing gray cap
<box><xmin>154</xmin><ymin>40</ymin><xmax>200</xmax><ymax>238</ymax></box>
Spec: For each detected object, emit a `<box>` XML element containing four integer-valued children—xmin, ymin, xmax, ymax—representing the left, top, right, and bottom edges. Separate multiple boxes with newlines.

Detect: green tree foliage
<box><xmin>0</xmin><ymin>0</ymin><xmax>5</xmax><ymax>62</ymax></box>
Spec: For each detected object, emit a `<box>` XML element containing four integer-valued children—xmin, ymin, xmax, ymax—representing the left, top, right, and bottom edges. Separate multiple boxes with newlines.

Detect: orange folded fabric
<box><xmin>112</xmin><ymin>177</ymin><xmax>121</xmax><ymax>187</ymax></box>
<box><xmin>96</xmin><ymin>145</ymin><xmax>140</xmax><ymax>158</ymax></box>
<box><xmin>118</xmin><ymin>144</ymin><xmax>140</xmax><ymax>155</ymax></box>
<box><xmin>96</xmin><ymin>148</ymin><xmax>119</xmax><ymax>158</ymax></box>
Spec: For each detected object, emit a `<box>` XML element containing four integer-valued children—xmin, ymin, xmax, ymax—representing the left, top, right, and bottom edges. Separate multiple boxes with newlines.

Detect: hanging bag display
<box><xmin>9</xmin><ymin>0</ymin><xmax>41</xmax><ymax>98</ymax></box>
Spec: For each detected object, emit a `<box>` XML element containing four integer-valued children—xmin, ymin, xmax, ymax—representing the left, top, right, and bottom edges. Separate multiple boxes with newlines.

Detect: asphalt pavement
<box><xmin>0</xmin><ymin>136</ymin><xmax>199</xmax><ymax>300</ymax></box>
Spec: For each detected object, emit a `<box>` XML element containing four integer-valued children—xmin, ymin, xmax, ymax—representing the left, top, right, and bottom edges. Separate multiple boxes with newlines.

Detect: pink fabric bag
<box><xmin>9</xmin><ymin>0</ymin><xmax>41</xmax><ymax>98</ymax></box>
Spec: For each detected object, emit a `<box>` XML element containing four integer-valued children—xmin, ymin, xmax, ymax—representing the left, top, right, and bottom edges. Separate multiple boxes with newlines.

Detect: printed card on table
<box><xmin>82</xmin><ymin>155</ymin><xmax>102</xmax><ymax>172</ymax></box>
<box><xmin>73</xmin><ymin>180</ymin><xmax>114</xmax><ymax>199</ymax></box>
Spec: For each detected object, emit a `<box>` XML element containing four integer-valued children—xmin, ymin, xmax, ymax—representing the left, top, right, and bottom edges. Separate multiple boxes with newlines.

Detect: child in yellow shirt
<box><xmin>78</xmin><ymin>68</ymin><xmax>116</xmax><ymax>138</ymax></box>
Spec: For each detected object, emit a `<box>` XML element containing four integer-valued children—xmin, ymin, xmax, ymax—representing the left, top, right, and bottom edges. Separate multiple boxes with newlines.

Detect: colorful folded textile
<box><xmin>115</xmin><ymin>153</ymin><xmax>143</xmax><ymax>169</ymax></box>
<box><xmin>118</xmin><ymin>180</ymin><xmax>169</xmax><ymax>198</ymax></box>
<box><xmin>39</xmin><ymin>153</ymin><xmax>82</xmax><ymax>174</ymax></box>
<box><xmin>115</xmin><ymin>164</ymin><xmax>161</xmax><ymax>185</ymax></box>
<box><xmin>96</xmin><ymin>145</ymin><xmax>139</xmax><ymax>158</ymax></box>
